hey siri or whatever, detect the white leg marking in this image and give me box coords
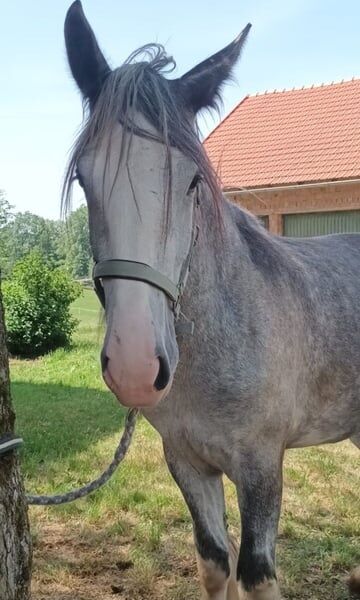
[196,553,230,600]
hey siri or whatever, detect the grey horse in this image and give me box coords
[63,2,360,598]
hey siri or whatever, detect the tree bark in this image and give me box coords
[0,285,32,599]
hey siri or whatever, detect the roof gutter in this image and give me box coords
[224,178,360,195]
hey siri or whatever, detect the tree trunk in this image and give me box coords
[0,285,32,599]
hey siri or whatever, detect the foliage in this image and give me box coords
[1,212,65,276]
[62,205,92,278]
[0,191,14,274]
[0,189,92,279]
[3,252,81,357]
[0,190,13,227]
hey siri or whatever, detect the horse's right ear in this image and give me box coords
[64,1,111,104]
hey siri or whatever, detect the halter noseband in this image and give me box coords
[93,260,179,305]
[92,203,199,335]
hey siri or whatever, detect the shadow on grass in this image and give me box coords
[11,381,126,470]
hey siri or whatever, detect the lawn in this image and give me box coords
[10,288,360,599]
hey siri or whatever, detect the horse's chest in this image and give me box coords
[145,404,236,474]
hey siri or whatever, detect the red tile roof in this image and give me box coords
[204,79,360,189]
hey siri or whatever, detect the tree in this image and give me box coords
[5,212,57,267]
[0,284,32,599]
[0,199,92,280]
[1,212,66,277]
[0,190,13,227]
[0,191,14,275]
[63,205,92,278]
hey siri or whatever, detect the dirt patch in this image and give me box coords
[31,521,197,600]
[32,522,135,600]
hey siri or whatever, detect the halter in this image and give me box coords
[92,197,199,335]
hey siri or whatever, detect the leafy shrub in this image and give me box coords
[2,251,81,357]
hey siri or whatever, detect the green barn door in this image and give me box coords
[284,210,360,237]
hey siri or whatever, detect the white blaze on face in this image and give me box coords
[78,115,198,408]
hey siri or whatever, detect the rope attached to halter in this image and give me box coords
[0,409,138,506]
[26,408,138,506]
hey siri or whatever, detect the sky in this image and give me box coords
[0,0,359,220]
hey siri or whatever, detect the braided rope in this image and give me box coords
[26,408,138,506]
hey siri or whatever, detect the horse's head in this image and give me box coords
[64,1,250,409]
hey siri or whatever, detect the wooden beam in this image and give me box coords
[268,213,283,235]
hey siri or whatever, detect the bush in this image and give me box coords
[2,251,81,357]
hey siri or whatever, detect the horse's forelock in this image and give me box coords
[61,44,223,225]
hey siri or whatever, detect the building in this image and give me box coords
[204,79,360,236]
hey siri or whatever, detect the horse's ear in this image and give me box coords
[180,24,251,114]
[64,1,111,103]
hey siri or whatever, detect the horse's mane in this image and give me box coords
[62,44,223,224]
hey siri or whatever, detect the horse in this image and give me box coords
[63,2,360,598]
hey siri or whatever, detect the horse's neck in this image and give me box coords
[183,195,254,325]
[183,193,300,340]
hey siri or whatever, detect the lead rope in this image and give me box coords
[24,408,138,506]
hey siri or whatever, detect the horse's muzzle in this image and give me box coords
[101,350,171,408]
[100,279,176,408]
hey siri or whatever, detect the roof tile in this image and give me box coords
[204,79,360,188]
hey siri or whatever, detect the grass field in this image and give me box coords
[10,288,360,599]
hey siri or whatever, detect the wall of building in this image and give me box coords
[227,180,360,235]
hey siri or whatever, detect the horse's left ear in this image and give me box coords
[180,23,251,114]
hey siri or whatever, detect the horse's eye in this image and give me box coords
[188,173,202,194]
[76,169,85,189]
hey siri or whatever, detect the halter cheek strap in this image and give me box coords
[92,198,199,335]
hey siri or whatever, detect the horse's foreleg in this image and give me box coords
[351,435,360,449]
[164,443,238,600]
[235,449,283,600]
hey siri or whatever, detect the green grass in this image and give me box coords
[10,288,360,599]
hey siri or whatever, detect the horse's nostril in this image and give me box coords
[154,355,170,391]
[101,350,109,373]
